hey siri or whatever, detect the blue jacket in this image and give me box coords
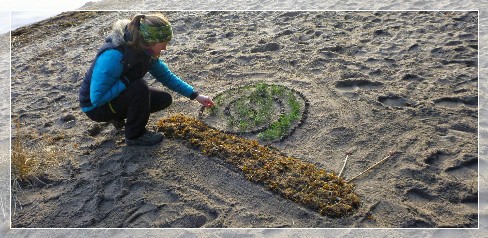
[80,38,194,112]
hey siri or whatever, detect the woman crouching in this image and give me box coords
[79,13,214,146]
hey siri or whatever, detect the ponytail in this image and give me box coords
[125,13,172,51]
[126,14,149,50]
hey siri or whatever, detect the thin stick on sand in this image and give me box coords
[346,151,396,183]
[338,152,351,177]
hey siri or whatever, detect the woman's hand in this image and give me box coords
[196,94,214,107]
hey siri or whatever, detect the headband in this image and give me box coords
[139,19,173,43]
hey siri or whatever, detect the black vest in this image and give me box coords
[79,37,152,108]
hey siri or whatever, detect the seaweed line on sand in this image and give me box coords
[157,114,360,217]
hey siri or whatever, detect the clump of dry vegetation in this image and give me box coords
[11,121,66,189]
[157,114,360,217]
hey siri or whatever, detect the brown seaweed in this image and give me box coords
[156,114,360,218]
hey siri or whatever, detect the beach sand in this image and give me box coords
[8,9,478,228]
[7,10,479,229]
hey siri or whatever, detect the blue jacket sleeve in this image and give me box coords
[149,59,194,98]
[90,50,127,107]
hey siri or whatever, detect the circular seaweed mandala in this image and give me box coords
[199,82,309,143]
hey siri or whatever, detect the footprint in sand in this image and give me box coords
[449,123,477,134]
[440,59,477,67]
[444,154,478,183]
[402,73,424,81]
[433,96,477,109]
[424,150,450,166]
[334,79,383,92]
[405,187,437,201]
[169,213,208,228]
[378,94,416,108]
[56,113,76,129]
[445,40,463,46]
[419,149,477,207]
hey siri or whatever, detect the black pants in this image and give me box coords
[85,79,172,139]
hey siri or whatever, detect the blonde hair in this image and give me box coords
[126,13,172,51]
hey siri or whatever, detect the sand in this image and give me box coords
[6,10,479,229]
[2,0,488,236]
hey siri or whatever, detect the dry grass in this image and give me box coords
[157,114,360,217]
[11,120,66,189]
[10,120,72,216]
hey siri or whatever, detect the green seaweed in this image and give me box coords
[204,82,306,142]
